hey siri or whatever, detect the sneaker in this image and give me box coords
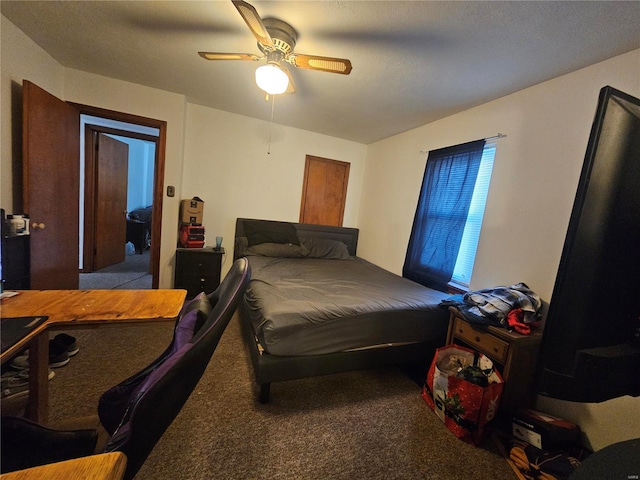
[10,340,70,370]
[1,368,55,382]
[1,369,55,400]
[53,333,79,356]
[52,333,79,357]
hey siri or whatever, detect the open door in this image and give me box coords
[93,133,129,270]
[23,81,80,289]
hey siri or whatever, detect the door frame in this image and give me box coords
[71,103,167,289]
[83,125,157,273]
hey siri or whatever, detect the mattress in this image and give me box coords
[244,256,450,356]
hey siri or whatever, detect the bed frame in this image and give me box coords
[234,218,442,403]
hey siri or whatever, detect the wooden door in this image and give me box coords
[299,155,350,226]
[93,133,129,271]
[22,80,80,289]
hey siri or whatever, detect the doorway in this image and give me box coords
[21,82,166,290]
[72,103,166,290]
[79,116,159,289]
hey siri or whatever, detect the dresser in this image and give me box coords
[174,247,224,298]
[446,307,543,411]
[1,235,30,290]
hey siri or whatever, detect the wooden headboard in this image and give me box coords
[234,218,359,259]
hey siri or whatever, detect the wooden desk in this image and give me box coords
[0,452,127,480]
[1,289,187,423]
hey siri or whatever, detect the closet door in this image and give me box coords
[299,155,349,226]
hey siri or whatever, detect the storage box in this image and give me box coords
[180,197,204,224]
[179,224,205,248]
[512,408,580,451]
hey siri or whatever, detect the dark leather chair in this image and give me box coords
[1,257,250,479]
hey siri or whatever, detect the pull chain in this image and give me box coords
[267,94,276,155]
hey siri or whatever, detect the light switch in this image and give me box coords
[167,186,175,197]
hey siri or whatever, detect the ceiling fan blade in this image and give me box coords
[231,0,273,48]
[287,53,352,75]
[198,52,261,61]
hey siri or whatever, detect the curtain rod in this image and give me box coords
[419,133,506,155]
[486,133,507,141]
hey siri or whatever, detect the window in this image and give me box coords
[403,140,495,292]
[450,144,496,288]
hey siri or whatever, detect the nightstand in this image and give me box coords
[174,247,224,298]
[446,307,543,411]
[1,234,31,290]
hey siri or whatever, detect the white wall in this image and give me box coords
[1,15,65,212]
[358,48,640,451]
[182,103,367,275]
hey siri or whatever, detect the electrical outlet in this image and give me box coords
[167,185,175,197]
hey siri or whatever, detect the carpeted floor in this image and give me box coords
[18,312,517,480]
[3,245,517,478]
[79,248,152,290]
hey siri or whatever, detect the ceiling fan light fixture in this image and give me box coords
[255,63,289,95]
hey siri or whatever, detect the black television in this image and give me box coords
[537,86,640,403]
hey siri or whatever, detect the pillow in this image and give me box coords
[245,242,309,258]
[243,220,300,246]
[234,237,249,257]
[300,237,352,260]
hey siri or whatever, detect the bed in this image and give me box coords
[234,218,450,402]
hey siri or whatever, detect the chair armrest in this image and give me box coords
[0,415,98,473]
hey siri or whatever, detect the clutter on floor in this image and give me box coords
[2,333,78,401]
[492,409,590,480]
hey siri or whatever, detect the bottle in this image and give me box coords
[9,215,26,235]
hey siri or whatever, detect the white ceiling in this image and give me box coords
[3,1,640,144]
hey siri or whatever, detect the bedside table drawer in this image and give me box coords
[452,317,509,364]
[174,248,224,298]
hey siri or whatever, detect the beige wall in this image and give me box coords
[358,48,640,451]
[182,103,366,275]
[1,15,65,212]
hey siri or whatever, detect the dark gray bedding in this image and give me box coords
[244,255,450,356]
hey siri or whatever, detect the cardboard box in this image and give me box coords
[512,408,580,451]
[180,197,204,224]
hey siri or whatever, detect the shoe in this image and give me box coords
[47,343,70,368]
[1,369,55,400]
[11,343,70,370]
[1,368,55,382]
[52,333,79,357]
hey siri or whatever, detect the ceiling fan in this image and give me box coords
[198,0,353,95]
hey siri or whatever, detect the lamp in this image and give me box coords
[255,63,289,95]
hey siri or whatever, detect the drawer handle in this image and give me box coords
[475,336,480,342]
